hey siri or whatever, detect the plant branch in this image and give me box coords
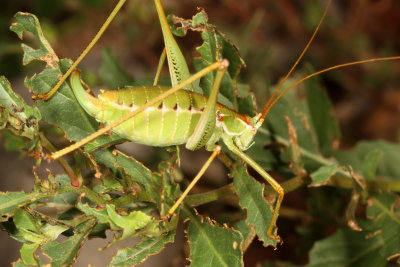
[185,172,400,208]
[39,132,80,186]
[58,185,107,206]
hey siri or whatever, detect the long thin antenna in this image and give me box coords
[33,0,127,100]
[263,56,400,117]
[258,0,332,123]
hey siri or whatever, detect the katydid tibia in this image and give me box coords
[37,0,400,243]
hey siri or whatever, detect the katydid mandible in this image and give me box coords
[40,0,400,242]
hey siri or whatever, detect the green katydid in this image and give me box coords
[36,0,400,242]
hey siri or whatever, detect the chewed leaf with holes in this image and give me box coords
[170,9,252,114]
[0,76,41,140]
[0,192,45,222]
[10,12,122,151]
[232,164,278,247]
[184,207,243,267]
[111,232,175,266]
[42,218,96,267]
[366,194,400,262]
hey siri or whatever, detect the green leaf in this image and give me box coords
[304,67,340,156]
[14,209,41,234]
[173,10,250,113]
[1,130,27,151]
[308,227,386,267]
[192,12,241,110]
[367,194,400,261]
[94,176,123,193]
[114,150,154,192]
[13,209,46,243]
[77,202,117,228]
[232,165,278,247]
[0,192,44,221]
[247,78,339,171]
[12,260,34,267]
[275,91,320,156]
[0,76,41,140]
[284,116,305,175]
[362,150,383,180]
[106,204,152,240]
[110,232,175,266]
[185,207,243,267]
[13,208,68,246]
[42,218,96,267]
[233,219,255,252]
[20,243,40,266]
[99,47,135,89]
[310,165,342,187]
[246,129,276,170]
[335,140,400,180]
[41,223,69,241]
[10,12,58,67]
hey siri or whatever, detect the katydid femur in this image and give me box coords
[38,0,400,241]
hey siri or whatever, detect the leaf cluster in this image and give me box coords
[0,6,399,267]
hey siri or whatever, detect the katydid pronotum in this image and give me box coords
[34,0,400,241]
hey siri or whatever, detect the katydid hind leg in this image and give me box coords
[167,146,221,217]
[153,0,194,91]
[186,60,229,150]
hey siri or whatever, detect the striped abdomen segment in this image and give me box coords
[94,86,208,146]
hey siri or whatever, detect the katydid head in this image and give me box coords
[217,113,262,151]
[233,113,262,151]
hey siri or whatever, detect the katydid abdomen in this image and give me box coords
[71,72,252,148]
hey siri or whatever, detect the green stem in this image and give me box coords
[258,127,400,191]
[58,185,107,206]
[185,183,235,207]
[185,173,400,208]
[110,195,136,207]
[330,174,400,192]
[110,191,155,207]
[39,132,80,186]
[258,127,336,166]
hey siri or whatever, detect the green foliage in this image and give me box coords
[0,2,399,267]
[110,232,175,266]
[0,76,41,140]
[308,227,387,266]
[185,207,243,267]
[232,165,277,247]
